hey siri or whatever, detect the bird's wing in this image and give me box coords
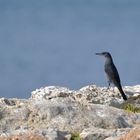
[105,63,121,84]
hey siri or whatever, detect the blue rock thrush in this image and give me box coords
[96,52,127,101]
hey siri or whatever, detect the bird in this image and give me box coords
[96,52,127,100]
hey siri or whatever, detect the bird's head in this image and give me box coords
[95,52,112,58]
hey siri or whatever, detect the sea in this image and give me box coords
[0,0,140,98]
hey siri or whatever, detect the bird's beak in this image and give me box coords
[95,53,103,56]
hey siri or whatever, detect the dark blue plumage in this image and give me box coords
[96,52,127,100]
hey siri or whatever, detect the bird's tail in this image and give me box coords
[117,84,127,101]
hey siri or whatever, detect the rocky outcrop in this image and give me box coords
[0,85,140,140]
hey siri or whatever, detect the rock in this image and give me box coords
[104,137,120,140]
[31,86,73,100]
[0,133,49,140]
[0,85,140,140]
[118,128,140,140]
[80,127,132,140]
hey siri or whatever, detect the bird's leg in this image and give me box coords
[107,81,111,90]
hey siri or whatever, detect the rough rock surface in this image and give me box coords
[0,85,140,140]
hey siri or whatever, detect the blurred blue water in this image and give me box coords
[0,0,140,98]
